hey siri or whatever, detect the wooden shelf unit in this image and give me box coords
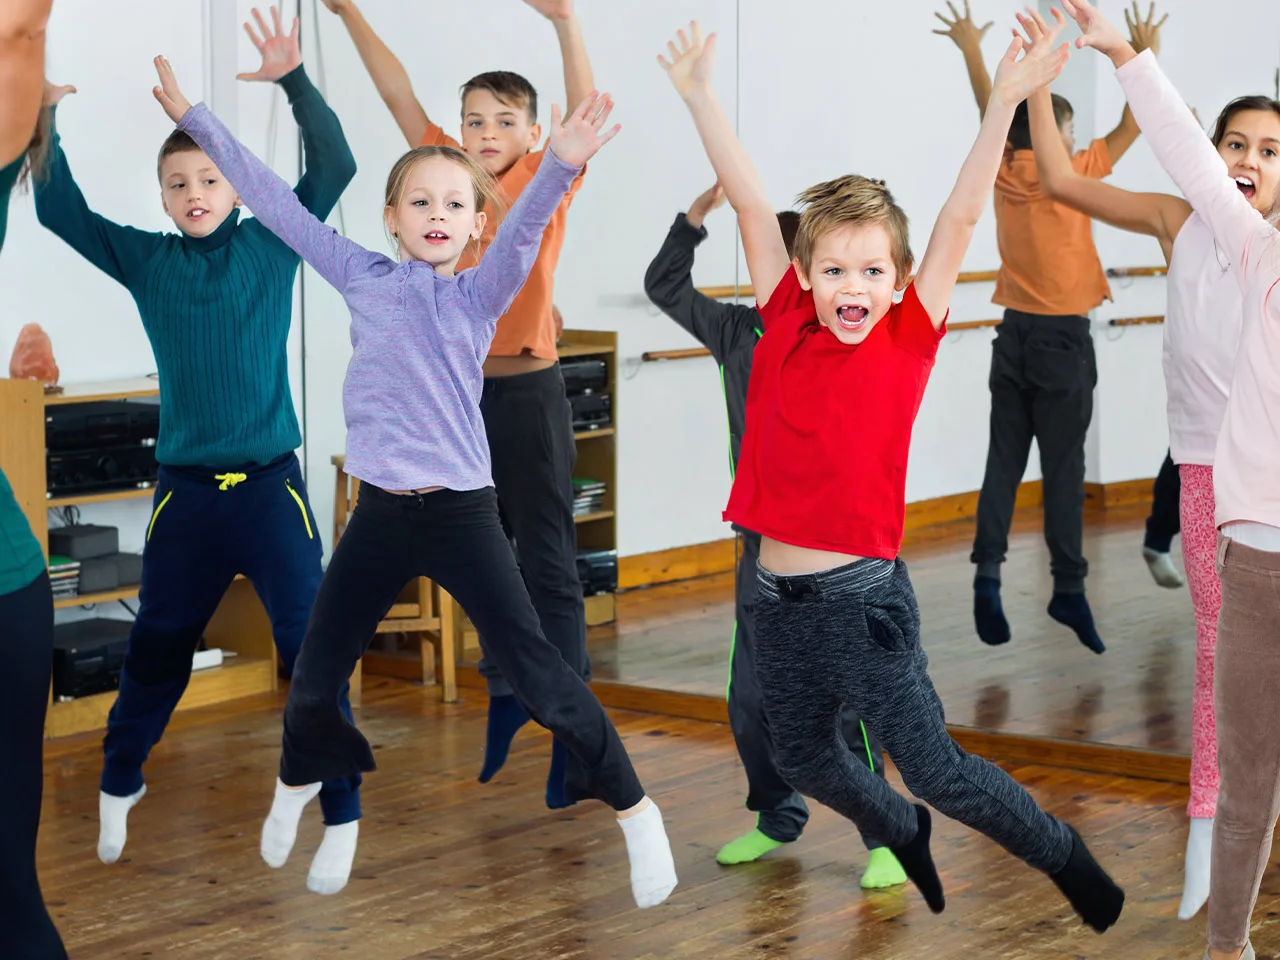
[0,377,287,738]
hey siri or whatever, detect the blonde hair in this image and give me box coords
[383,145,506,255]
[793,175,913,282]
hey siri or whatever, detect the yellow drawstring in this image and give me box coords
[215,472,248,491]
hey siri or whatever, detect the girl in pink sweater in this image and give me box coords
[1018,6,1280,922]
[1064,2,1280,957]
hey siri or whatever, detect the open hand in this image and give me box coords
[1013,7,1068,60]
[237,6,302,83]
[933,1,994,51]
[43,81,77,108]
[521,0,575,22]
[1125,1,1167,57]
[657,23,716,103]
[687,183,726,228]
[1061,0,1133,61]
[549,92,620,168]
[991,31,1069,109]
[152,56,192,124]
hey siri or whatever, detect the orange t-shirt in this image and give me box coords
[992,138,1113,316]
[422,123,584,360]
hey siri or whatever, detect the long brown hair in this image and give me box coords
[17,107,52,190]
[383,145,505,259]
[1209,95,1280,147]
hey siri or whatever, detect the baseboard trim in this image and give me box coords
[620,475,1152,590]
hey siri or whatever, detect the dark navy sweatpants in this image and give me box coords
[102,453,361,825]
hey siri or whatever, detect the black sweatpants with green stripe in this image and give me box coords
[732,533,887,848]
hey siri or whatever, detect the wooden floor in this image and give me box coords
[38,679,1278,959]
[584,504,1197,755]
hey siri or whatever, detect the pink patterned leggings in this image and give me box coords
[1180,464,1221,819]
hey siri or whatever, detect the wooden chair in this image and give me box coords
[332,456,458,702]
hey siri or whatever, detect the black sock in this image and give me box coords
[889,804,945,914]
[544,738,571,809]
[973,575,1011,646]
[1047,592,1105,654]
[478,694,530,783]
[1050,825,1125,933]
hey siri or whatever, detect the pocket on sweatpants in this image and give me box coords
[863,596,914,655]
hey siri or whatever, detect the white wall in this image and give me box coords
[8,1,1280,564]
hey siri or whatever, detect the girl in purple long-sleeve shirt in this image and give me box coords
[152,57,677,909]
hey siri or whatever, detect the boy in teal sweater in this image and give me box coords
[34,8,363,895]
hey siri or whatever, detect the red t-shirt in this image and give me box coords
[723,267,945,558]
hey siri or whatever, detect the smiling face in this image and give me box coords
[459,87,541,178]
[1215,108,1280,216]
[383,154,487,272]
[796,222,901,346]
[159,148,239,238]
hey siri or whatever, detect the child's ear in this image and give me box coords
[528,122,542,150]
[897,262,914,292]
[383,206,398,240]
[233,193,243,209]
[792,257,813,292]
[472,210,488,239]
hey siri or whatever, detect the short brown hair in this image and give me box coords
[383,145,506,255]
[793,176,913,282]
[776,211,800,259]
[156,130,204,182]
[460,71,538,123]
[1008,93,1073,152]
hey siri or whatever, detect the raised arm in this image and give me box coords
[1021,12,1187,263]
[523,1,594,115]
[155,59,372,292]
[659,24,790,309]
[33,98,165,287]
[643,188,758,362]
[1064,0,1277,282]
[319,0,430,148]
[236,7,356,219]
[463,94,617,318]
[1103,2,1167,165]
[933,1,995,119]
[0,0,50,165]
[915,28,1070,326]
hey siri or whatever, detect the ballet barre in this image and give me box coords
[1107,315,1165,327]
[641,347,713,362]
[695,269,1002,301]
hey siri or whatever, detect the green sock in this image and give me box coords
[860,846,908,889]
[716,828,786,865]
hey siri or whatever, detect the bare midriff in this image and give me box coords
[760,536,866,576]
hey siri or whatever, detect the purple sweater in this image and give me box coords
[179,102,580,492]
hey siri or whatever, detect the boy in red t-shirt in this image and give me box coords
[322,0,593,805]
[659,19,1123,930]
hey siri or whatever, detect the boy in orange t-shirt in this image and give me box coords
[323,0,594,806]
[935,1,1160,654]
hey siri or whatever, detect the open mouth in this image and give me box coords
[424,230,450,245]
[187,208,209,221]
[836,304,869,330]
[1235,175,1257,201]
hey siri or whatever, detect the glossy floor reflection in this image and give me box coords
[587,503,1195,754]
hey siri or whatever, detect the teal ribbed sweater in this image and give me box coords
[34,66,355,466]
[1,154,47,596]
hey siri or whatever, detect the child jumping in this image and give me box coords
[33,7,364,892]
[659,18,1123,929]
[643,187,905,887]
[320,0,597,804]
[935,0,1160,654]
[151,54,678,908]
[1017,3,1280,919]
[1062,3,1280,957]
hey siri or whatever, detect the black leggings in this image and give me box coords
[0,572,67,958]
[280,485,645,811]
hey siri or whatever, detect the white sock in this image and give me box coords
[261,779,322,869]
[98,785,147,864]
[1143,547,1185,589]
[307,821,359,895]
[617,798,678,908]
[1179,816,1212,920]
